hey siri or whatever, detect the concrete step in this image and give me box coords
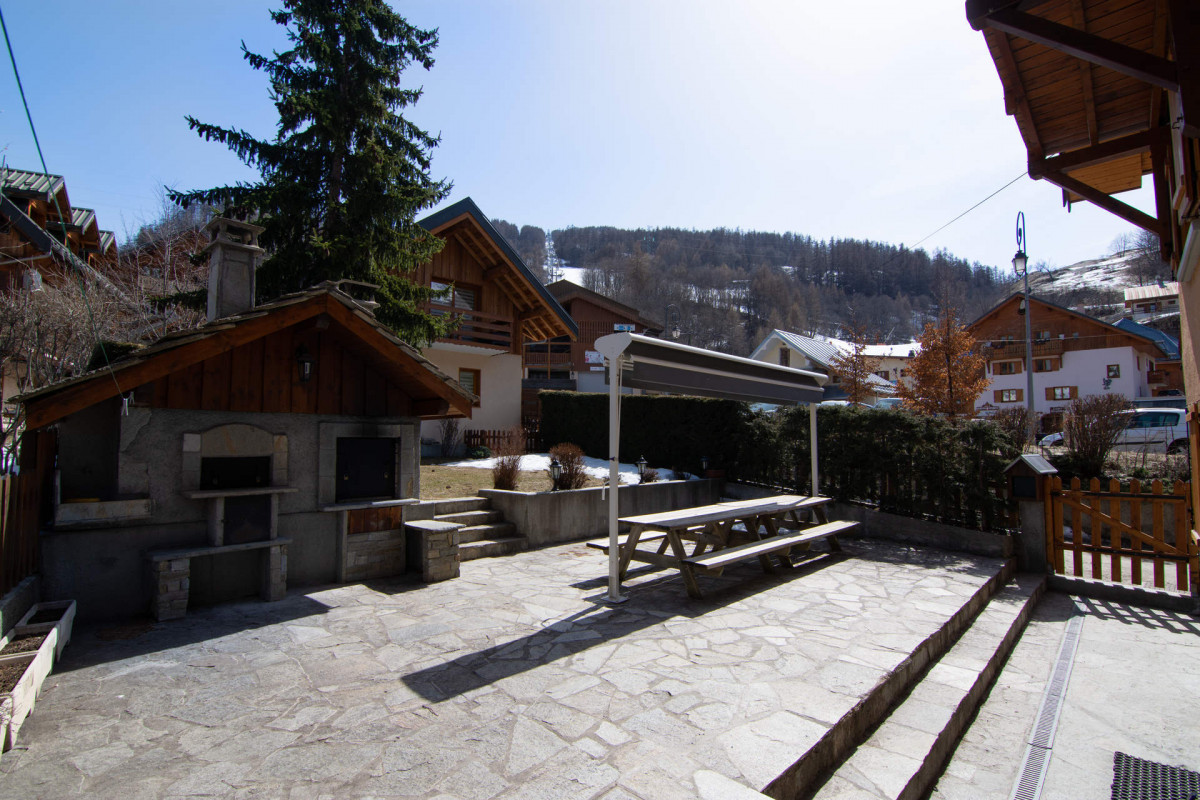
[809,573,1046,800]
[456,522,518,544]
[459,536,528,561]
[436,509,505,527]
[432,497,491,515]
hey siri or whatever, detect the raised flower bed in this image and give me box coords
[0,600,76,751]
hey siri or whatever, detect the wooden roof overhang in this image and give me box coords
[421,199,577,344]
[967,0,1199,268]
[19,284,476,430]
[547,280,663,332]
[967,293,1168,357]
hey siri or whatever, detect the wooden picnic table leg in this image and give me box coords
[618,525,645,579]
[742,513,778,574]
[664,527,704,599]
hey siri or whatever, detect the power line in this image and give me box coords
[907,172,1027,252]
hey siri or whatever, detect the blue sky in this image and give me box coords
[0,1,1154,272]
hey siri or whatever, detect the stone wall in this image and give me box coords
[343,530,407,582]
[405,520,460,582]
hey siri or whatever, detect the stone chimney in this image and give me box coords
[205,217,265,322]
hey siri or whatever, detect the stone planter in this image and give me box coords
[0,637,52,750]
[15,600,76,660]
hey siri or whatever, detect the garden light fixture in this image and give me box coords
[549,457,562,491]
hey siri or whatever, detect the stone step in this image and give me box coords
[459,536,528,561]
[764,560,1018,800]
[456,522,518,544]
[432,497,491,515]
[436,509,505,527]
[809,573,1046,800]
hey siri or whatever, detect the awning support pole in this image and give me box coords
[607,355,627,603]
[810,402,819,496]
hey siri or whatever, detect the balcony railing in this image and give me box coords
[1147,370,1166,384]
[523,349,573,367]
[424,303,513,350]
[985,339,1064,359]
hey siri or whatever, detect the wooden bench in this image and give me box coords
[684,520,857,573]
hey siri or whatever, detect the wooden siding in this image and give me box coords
[137,324,416,418]
[970,299,1163,362]
[524,295,652,374]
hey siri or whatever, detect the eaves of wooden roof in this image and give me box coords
[19,283,476,430]
[967,292,1167,356]
[545,280,662,332]
[420,198,578,343]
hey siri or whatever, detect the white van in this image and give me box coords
[1115,408,1189,454]
[1039,407,1189,454]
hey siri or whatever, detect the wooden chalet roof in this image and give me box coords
[546,279,662,331]
[19,282,476,430]
[420,199,577,343]
[1,166,118,259]
[967,292,1167,357]
[966,0,1197,263]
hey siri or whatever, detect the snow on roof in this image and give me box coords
[766,330,905,394]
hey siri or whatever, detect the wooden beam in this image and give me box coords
[983,7,1179,92]
[966,0,1042,30]
[23,297,325,429]
[1150,128,1176,260]
[995,32,1045,159]
[1150,0,1169,128]
[1167,0,1200,138]
[1041,166,1168,237]
[1032,130,1156,175]
[412,398,453,417]
[1067,0,1098,145]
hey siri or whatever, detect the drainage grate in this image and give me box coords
[1111,752,1200,800]
[1008,614,1084,800]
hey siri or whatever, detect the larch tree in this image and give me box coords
[169,0,452,344]
[897,308,989,418]
[829,325,881,405]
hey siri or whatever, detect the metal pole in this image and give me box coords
[606,354,626,603]
[1023,269,1036,447]
[809,402,819,496]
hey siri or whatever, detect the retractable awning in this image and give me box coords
[593,333,829,602]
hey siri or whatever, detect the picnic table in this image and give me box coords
[588,494,856,599]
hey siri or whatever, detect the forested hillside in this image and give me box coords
[546,225,1011,354]
[490,219,547,277]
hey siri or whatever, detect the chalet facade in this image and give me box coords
[416,200,575,443]
[1123,281,1180,320]
[521,280,660,416]
[0,167,117,289]
[968,295,1168,432]
[749,330,897,405]
[17,221,475,622]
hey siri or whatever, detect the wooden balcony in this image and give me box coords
[1147,370,1166,385]
[985,339,1064,359]
[523,349,573,368]
[424,303,513,350]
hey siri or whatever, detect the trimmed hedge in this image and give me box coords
[539,391,1017,532]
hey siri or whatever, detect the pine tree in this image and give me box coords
[897,308,989,418]
[829,325,881,405]
[169,0,452,343]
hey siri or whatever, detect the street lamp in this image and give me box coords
[549,458,562,491]
[1013,212,1036,447]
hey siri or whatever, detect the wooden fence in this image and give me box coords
[463,422,541,455]
[1047,476,1199,593]
[0,431,54,597]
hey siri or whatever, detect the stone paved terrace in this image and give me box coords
[0,540,1005,799]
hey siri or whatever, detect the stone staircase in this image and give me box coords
[431,497,527,561]
[760,569,1047,800]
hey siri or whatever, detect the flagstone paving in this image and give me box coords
[0,539,1003,799]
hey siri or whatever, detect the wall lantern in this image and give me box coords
[637,455,648,482]
[549,457,562,491]
[296,345,315,383]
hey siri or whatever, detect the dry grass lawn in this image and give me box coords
[419,461,606,500]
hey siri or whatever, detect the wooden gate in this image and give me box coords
[1046,476,1199,593]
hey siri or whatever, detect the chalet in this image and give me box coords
[968,295,1169,433]
[522,280,660,416]
[1123,281,1180,320]
[416,199,575,445]
[0,167,117,289]
[16,219,475,622]
[749,330,897,405]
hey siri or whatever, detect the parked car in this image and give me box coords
[874,398,904,410]
[1039,408,1189,454]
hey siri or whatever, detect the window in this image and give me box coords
[875,371,889,380]
[1034,358,1057,372]
[899,368,908,378]
[458,368,481,406]
[996,389,1022,403]
[431,280,478,311]
[779,347,790,367]
[996,361,1018,375]
[1047,386,1076,401]
[1107,364,1120,379]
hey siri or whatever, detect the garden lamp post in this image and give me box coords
[1013,212,1036,447]
[549,457,562,491]
[700,455,709,474]
[637,455,648,483]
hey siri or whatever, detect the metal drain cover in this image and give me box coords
[1112,752,1200,800]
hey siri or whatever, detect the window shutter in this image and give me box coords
[1016,388,1023,402]
[1070,386,1078,399]
[1045,387,1054,401]
[994,390,1003,403]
